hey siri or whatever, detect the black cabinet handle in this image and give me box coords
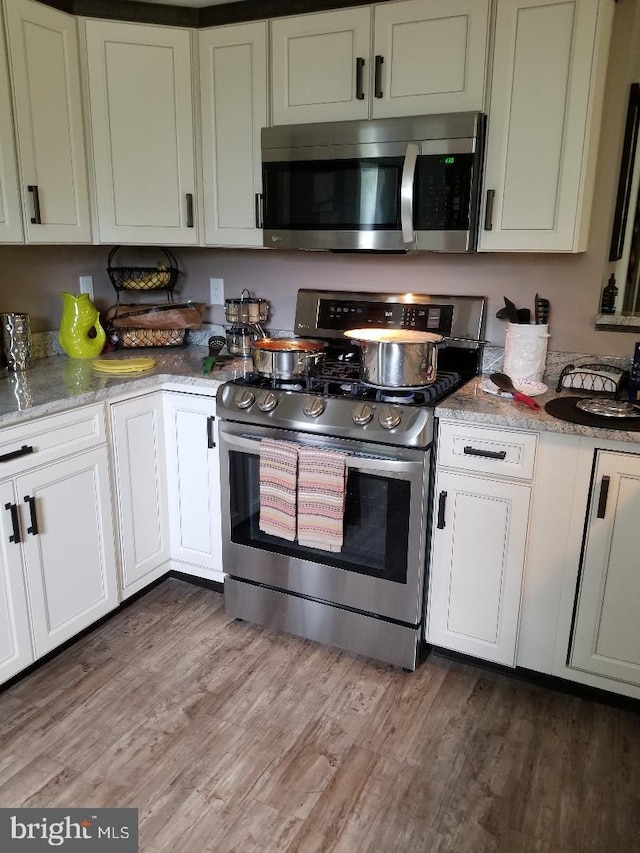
[356,57,365,100]
[5,502,20,544]
[596,475,610,519]
[436,491,447,529]
[374,55,384,98]
[23,495,38,536]
[484,189,495,231]
[28,185,42,224]
[206,416,216,449]
[463,445,507,460]
[0,444,34,464]
[255,193,263,229]
[186,193,194,228]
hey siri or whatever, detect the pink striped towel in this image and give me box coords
[297,447,347,552]
[259,438,299,541]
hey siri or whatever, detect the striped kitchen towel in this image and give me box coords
[259,438,299,541]
[297,446,347,552]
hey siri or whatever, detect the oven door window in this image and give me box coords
[263,157,403,231]
[228,450,410,583]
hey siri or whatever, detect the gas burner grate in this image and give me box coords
[231,369,461,406]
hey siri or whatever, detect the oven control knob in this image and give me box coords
[378,405,402,430]
[235,389,255,410]
[303,398,325,418]
[257,391,278,413]
[352,403,374,426]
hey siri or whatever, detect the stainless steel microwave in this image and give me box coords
[261,112,486,253]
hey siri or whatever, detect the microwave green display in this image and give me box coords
[443,156,455,164]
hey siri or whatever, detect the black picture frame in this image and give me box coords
[609,83,640,262]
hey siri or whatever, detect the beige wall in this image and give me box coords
[0,0,638,359]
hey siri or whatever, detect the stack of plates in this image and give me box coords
[91,357,156,375]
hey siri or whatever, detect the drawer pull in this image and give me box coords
[23,495,39,536]
[0,444,34,464]
[596,475,610,519]
[463,445,507,460]
[436,491,447,529]
[206,415,216,449]
[5,502,20,544]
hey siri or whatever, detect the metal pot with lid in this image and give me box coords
[252,337,327,380]
[345,328,444,388]
[225,288,269,326]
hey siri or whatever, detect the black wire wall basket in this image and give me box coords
[107,246,179,301]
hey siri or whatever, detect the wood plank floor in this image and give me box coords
[1,578,639,852]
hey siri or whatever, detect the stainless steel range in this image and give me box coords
[218,290,485,669]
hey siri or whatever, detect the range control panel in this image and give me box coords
[317,299,454,335]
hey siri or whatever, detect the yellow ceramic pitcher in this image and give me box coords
[59,292,106,359]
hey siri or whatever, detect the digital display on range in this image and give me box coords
[317,299,454,335]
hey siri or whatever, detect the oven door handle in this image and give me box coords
[220,431,422,475]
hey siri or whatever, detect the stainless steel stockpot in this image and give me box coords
[345,328,443,388]
[251,338,327,380]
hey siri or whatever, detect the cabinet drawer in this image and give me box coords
[0,404,106,477]
[437,421,537,480]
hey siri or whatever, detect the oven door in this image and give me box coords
[219,421,430,625]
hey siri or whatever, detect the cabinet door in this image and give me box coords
[0,480,33,684]
[200,22,267,247]
[85,20,197,245]
[479,0,613,251]
[4,0,91,243]
[17,448,118,658]
[0,13,22,243]
[571,451,640,686]
[271,8,371,125]
[111,394,169,598]
[372,0,489,118]
[427,470,531,665]
[164,394,223,580]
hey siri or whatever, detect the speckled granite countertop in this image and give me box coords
[436,376,640,444]
[0,347,252,429]
[4,353,640,446]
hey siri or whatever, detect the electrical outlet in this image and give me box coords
[78,276,94,300]
[209,278,225,305]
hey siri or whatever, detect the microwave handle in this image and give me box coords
[400,143,418,243]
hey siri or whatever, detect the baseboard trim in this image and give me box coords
[431,646,640,714]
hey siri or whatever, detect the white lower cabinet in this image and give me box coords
[110,394,170,598]
[0,409,119,687]
[164,393,223,582]
[570,450,640,686]
[428,421,535,666]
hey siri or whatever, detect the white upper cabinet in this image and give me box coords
[84,20,197,245]
[271,7,371,125]
[0,12,22,243]
[479,0,614,252]
[199,21,267,247]
[371,0,490,118]
[4,0,91,243]
[270,0,490,126]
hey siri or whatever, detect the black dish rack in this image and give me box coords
[107,246,179,303]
